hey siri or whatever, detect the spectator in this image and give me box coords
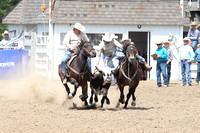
[154,42,168,87]
[163,41,173,85]
[0,30,24,47]
[179,37,195,86]
[194,44,200,85]
[187,22,199,52]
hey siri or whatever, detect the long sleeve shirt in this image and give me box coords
[164,46,173,62]
[194,49,200,62]
[96,39,123,64]
[0,33,23,46]
[179,44,195,61]
[187,28,199,41]
[155,47,168,62]
[63,31,89,51]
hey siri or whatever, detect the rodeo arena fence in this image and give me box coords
[0,32,50,79]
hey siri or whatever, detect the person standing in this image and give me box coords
[0,30,24,47]
[179,37,195,86]
[154,42,168,87]
[61,23,89,83]
[194,44,200,85]
[163,41,173,85]
[187,22,199,52]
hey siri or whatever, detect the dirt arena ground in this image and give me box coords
[0,76,200,133]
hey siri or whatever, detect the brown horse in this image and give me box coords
[115,44,142,108]
[58,42,96,106]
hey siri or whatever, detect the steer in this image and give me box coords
[89,67,112,108]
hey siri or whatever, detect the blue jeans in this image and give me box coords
[196,63,200,83]
[107,51,125,68]
[156,62,168,87]
[136,54,145,63]
[180,61,192,85]
[61,51,73,76]
[61,50,92,76]
[166,62,171,84]
[192,40,198,52]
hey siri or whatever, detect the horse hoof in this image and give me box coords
[68,93,73,99]
[115,102,120,108]
[131,101,136,106]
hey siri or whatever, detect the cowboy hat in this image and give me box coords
[102,32,116,42]
[191,22,197,26]
[183,37,190,42]
[2,30,9,36]
[155,41,163,45]
[164,41,171,46]
[197,44,200,48]
[122,35,131,42]
[72,23,86,32]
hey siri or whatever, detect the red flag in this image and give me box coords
[41,4,46,12]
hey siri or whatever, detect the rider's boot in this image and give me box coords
[111,66,119,77]
[144,62,152,71]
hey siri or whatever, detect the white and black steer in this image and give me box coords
[89,69,111,108]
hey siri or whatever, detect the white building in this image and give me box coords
[2,0,196,80]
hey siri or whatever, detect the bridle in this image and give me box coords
[120,45,139,83]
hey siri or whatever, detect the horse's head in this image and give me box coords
[124,44,136,63]
[81,42,96,58]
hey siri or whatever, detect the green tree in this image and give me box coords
[0,0,21,41]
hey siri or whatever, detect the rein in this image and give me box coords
[120,58,139,82]
[67,50,89,79]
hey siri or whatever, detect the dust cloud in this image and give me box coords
[0,74,67,105]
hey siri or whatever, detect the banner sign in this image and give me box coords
[0,49,28,79]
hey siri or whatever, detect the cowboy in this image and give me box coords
[163,41,173,85]
[0,30,24,47]
[187,22,199,51]
[96,32,124,73]
[194,44,200,85]
[61,23,89,82]
[121,36,152,71]
[179,37,195,86]
[154,42,168,87]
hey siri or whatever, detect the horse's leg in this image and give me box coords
[70,79,79,97]
[131,88,136,107]
[79,82,88,106]
[64,83,72,98]
[124,88,132,109]
[118,85,125,104]
[89,89,94,104]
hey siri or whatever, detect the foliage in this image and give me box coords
[0,0,21,40]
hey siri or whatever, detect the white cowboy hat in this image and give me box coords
[197,44,200,48]
[72,23,86,32]
[164,41,171,46]
[122,35,131,42]
[102,32,117,42]
[183,37,190,42]
[155,41,163,45]
[2,30,9,36]
[191,22,198,26]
